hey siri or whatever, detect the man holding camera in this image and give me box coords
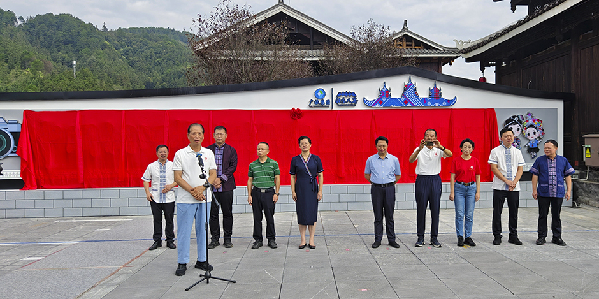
[173,123,217,276]
[409,129,452,247]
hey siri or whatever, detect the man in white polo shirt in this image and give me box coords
[142,144,178,251]
[488,127,525,245]
[173,123,217,276]
[409,129,452,248]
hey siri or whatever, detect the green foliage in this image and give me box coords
[0,10,193,92]
[0,8,17,27]
[108,27,192,89]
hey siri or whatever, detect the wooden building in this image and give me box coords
[249,0,352,60]
[391,20,459,73]
[460,0,599,164]
[249,1,458,72]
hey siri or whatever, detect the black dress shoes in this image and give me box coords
[308,244,315,249]
[536,238,546,245]
[493,236,502,245]
[166,241,176,249]
[508,237,523,245]
[299,244,307,249]
[195,261,213,271]
[372,241,381,248]
[149,241,161,250]
[175,263,187,276]
[389,241,400,248]
[552,238,566,246]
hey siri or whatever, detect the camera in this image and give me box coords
[426,141,434,147]
[0,117,21,159]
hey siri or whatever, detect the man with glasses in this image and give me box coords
[207,126,238,249]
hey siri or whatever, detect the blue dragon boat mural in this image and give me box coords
[363,77,457,107]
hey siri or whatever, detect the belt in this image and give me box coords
[456,181,475,187]
[372,182,394,188]
[253,187,274,193]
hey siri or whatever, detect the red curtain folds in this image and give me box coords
[18,109,499,190]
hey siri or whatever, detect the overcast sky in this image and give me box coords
[1,0,527,82]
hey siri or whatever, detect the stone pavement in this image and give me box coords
[1,206,599,299]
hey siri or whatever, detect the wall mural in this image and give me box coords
[0,117,21,160]
[363,78,457,107]
[502,114,524,149]
[523,112,545,158]
[501,112,544,159]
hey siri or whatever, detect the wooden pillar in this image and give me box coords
[310,27,313,50]
[570,26,582,163]
[494,61,502,85]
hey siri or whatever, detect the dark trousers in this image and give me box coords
[492,189,519,238]
[149,201,175,242]
[209,190,234,241]
[415,175,442,238]
[371,184,396,242]
[251,187,276,242]
[538,196,563,239]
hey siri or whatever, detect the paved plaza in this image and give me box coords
[1,206,599,299]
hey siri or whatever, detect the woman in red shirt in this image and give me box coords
[449,138,481,247]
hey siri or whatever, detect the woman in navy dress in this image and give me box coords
[290,136,323,249]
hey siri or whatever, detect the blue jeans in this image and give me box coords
[453,183,476,238]
[177,202,211,264]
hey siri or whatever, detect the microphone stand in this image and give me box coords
[185,155,236,291]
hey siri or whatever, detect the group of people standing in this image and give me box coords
[141,124,574,276]
[365,128,573,249]
[142,124,324,276]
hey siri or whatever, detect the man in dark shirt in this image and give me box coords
[207,126,238,249]
[531,140,574,246]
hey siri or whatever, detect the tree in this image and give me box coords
[0,9,17,28]
[319,19,415,75]
[186,0,313,86]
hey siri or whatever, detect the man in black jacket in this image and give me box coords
[207,126,238,249]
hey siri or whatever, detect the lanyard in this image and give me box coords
[300,154,318,192]
[300,154,313,179]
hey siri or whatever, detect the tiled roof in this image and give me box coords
[401,48,459,57]
[249,2,353,45]
[390,20,458,57]
[459,0,575,54]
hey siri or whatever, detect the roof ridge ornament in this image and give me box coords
[403,20,408,29]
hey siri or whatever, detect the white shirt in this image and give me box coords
[141,160,176,203]
[173,146,217,204]
[413,147,447,175]
[488,144,525,191]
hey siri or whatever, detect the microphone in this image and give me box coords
[197,152,206,179]
[196,152,204,167]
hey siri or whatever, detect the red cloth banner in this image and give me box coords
[18,109,499,190]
